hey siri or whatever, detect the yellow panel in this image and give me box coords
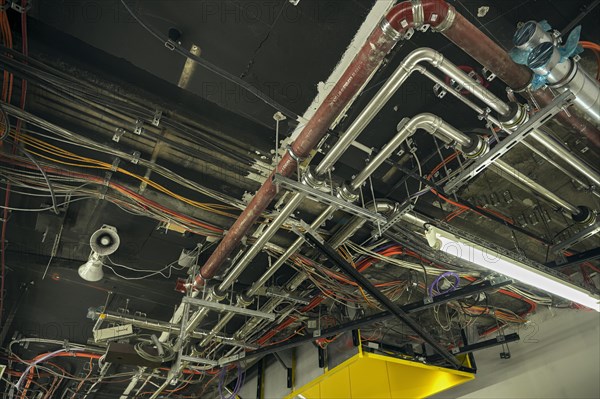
[386,359,472,398]
[348,357,392,399]
[320,365,351,399]
[301,384,321,399]
[287,343,474,399]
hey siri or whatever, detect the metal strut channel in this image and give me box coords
[218,277,512,366]
[300,227,463,369]
[550,221,600,259]
[444,91,576,194]
[272,174,387,224]
[182,297,276,321]
[426,333,520,363]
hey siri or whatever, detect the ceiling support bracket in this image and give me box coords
[219,277,512,366]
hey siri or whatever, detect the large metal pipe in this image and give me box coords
[491,161,580,214]
[527,131,600,188]
[534,89,600,147]
[415,64,600,189]
[317,46,600,189]
[528,42,600,123]
[350,113,472,191]
[316,47,507,176]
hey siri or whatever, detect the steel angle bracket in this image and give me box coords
[272,174,386,224]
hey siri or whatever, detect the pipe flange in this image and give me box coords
[432,5,456,32]
[337,184,360,202]
[411,0,424,28]
[211,286,227,301]
[302,166,326,190]
[380,18,402,41]
[462,135,489,159]
[499,102,529,130]
[236,293,254,307]
[571,206,597,225]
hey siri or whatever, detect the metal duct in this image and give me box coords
[528,42,600,122]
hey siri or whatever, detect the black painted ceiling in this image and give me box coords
[1,0,600,397]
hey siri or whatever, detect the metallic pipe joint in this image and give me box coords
[499,102,529,130]
[432,5,456,32]
[380,18,403,41]
[302,166,328,191]
[411,0,425,28]
[210,286,228,301]
[461,135,489,159]
[337,183,360,202]
[571,206,597,225]
[236,293,254,307]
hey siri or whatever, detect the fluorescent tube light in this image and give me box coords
[425,226,600,312]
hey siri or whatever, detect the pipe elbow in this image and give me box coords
[409,113,472,148]
[411,112,442,133]
[403,47,443,70]
[385,0,453,34]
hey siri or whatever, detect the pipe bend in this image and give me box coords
[386,0,452,33]
[409,112,443,133]
[402,47,444,70]
[409,113,473,148]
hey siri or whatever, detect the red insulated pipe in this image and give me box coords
[194,14,402,287]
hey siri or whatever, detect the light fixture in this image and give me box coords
[425,226,600,312]
[78,225,120,282]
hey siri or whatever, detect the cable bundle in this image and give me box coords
[218,363,245,399]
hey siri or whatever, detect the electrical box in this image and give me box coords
[93,324,134,342]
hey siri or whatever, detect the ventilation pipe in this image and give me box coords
[528,42,600,122]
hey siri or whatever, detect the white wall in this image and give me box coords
[434,308,600,399]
